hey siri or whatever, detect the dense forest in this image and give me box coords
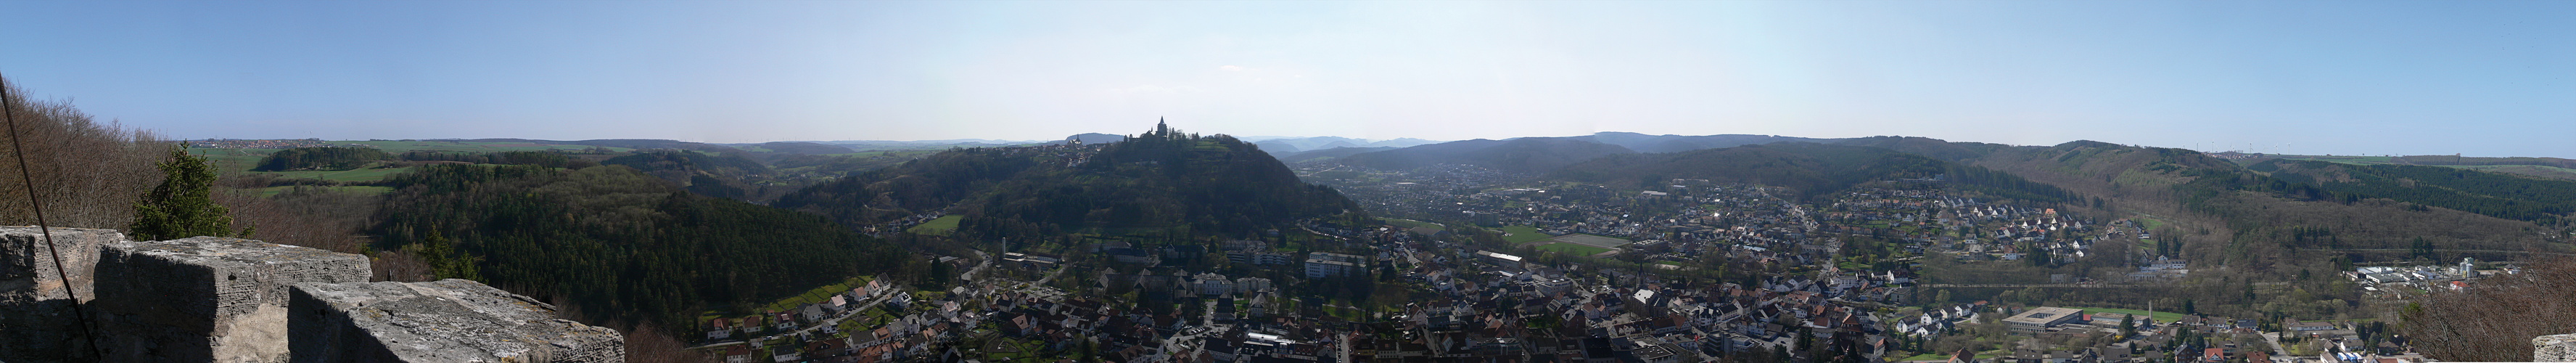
[601,150,781,200]
[2252,159,2576,224]
[396,150,598,169]
[1943,163,2078,204]
[2388,154,2576,168]
[772,147,1044,227]
[250,146,389,171]
[973,124,1362,238]
[1336,136,1640,174]
[775,123,1363,240]
[370,163,913,333]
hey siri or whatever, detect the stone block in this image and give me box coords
[0,227,122,362]
[289,279,623,362]
[2540,333,2576,362]
[91,237,371,362]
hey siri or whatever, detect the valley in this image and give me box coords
[12,118,2572,363]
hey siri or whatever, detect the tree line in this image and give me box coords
[251,147,389,171]
[371,163,916,334]
[395,150,595,169]
[778,123,1362,241]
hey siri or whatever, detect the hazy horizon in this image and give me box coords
[4,1,2570,158]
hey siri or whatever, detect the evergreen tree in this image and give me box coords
[2120,314,2136,338]
[131,147,247,241]
[411,229,482,281]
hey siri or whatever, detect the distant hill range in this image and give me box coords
[1063,133,1127,145]
[2251,154,2576,181]
[1297,131,2570,274]
[1337,136,1640,174]
[458,138,745,153]
[1321,133,1969,175]
[1238,136,1441,154]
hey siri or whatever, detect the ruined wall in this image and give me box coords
[90,237,372,362]
[0,228,623,362]
[0,227,121,362]
[290,279,624,362]
[2540,334,2576,362]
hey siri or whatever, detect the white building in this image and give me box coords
[1193,272,1235,295]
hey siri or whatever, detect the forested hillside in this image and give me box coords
[771,148,1045,229]
[1578,131,1820,154]
[1338,136,1637,174]
[395,150,596,168]
[0,81,168,229]
[604,150,776,200]
[371,164,913,333]
[250,147,389,171]
[964,125,1362,239]
[1966,141,2564,272]
[1547,143,1938,200]
[775,123,1363,240]
[2252,159,2576,224]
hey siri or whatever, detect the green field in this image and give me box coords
[2133,215,2166,231]
[1500,226,1550,244]
[251,185,394,197]
[192,141,618,184]
[189,147,277,173]
[1378,218,1444,233]
[907,215,964,236]
[1544,234,1632,248]
[1535,242,1611,256]
[342,140,630,153]
[256,165,415,182]
[191,141,630,176]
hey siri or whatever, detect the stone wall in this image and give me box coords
[2540,334,2576,362]
[0,227,122,362]
[90,237,372,362]
[0,228,625,362]
[289,279,624,362]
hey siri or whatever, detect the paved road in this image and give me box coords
[960,249,992,282]
[2259,332,2292,363]
[1031,264,1069,287]
[691,293,891,351]
[1301,226,1351,241]
[1338,331,1354,363]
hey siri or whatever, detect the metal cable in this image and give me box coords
[1,75,107,359]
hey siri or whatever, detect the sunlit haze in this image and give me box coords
[1,1,2568,157]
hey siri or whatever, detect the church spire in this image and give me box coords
[1156,117,1169,136]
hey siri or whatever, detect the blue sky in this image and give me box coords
[1,1,2568,157]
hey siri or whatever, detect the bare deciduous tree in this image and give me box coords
[0,77,170,230]
[2400,257,2576,361]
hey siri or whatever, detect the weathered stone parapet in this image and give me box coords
[91,237,371,362]
[289,279,624,362]
[0,227,121,301]
[2540,334,2576,362]
[0,227,123,362]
